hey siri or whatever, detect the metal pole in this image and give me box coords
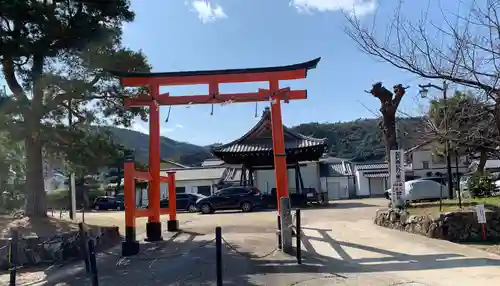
[78,222,90,274]
[296,209,302,265]
[68,98,76,220]
[455,149,462,208]
[88,239,99,286]
[9,229,18,286]
[442,81,454,199]
[215,226,222,286]
[277,215,282,250]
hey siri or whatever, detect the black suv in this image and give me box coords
[159,193,205,212]
[195,186,262,214]
[93,196,124,211]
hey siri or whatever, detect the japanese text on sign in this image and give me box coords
[476,204,487,224]
[390,150,405,205]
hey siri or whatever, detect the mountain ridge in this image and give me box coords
[103,117,424,166]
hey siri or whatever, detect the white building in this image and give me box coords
[160,166,228,198]
[405,143,469,177]
[320,160,355,199]
[353,162,391,197]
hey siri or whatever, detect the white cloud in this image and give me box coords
[291,0,377,17]
[191,0,227,23]
[161,127,174,134]
[129,120,183,136]
[130,121,149,134]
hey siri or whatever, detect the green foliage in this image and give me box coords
[467,173,495,198]
[0,134,26,212]
[0,0,150,215]
[428,91,497,153]
[101,117,424,166]
[291,117,423,161]
[104,127,213,166]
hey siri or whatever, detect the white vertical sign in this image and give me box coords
[476,204,487,223]
[390,150,405,207]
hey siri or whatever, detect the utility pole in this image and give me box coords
[455,148,462,208]
[419,81,454,199]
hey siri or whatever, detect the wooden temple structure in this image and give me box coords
[213,107,328,194]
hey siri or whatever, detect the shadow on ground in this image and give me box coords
[322,202,381,209]
[43,229,278,286]
[39,221,500,285]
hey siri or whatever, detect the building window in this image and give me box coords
[422,161,429,169]
[175,186,185,194]
[197,186,211,196]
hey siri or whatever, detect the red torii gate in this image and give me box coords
[112,58,320,256]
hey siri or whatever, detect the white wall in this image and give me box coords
[160,179,218,198]
[412,149,468,177]
[320,176,349,199]
[255,162,320,194]
[355,170,370,197]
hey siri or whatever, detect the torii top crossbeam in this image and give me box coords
[111,57,320,107]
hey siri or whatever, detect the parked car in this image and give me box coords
[418,176,447,186]
[384,179,448,205]
[304,188,327,204]
[93,196,124,211]
[159,193,205,212]
[195,186,262,214]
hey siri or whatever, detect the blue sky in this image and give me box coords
[123,0,438,145]
[1,0,469,146]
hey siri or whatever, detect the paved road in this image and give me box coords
[19,199,500,285]
[298,199,500,286]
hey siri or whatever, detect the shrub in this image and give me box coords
[467,173,495,197]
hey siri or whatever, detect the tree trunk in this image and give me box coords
[495,99,500,136]
[24,116,47,217]
[477,150,488,175]
[382,113,398,161]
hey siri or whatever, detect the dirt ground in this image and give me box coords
[0,215,81,239]
[54,208,280,236]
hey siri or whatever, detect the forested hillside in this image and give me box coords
[103,117,424,166]
[291,117,424,161]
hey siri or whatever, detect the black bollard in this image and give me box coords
[78,223,91,274]
[215,226,222,286]
[277,215,282,250]
[9,229,18,286]
[88,239,99,286]
[296,209,302,265]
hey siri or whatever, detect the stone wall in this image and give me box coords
[0,226,120,270]
[374,208,500,242]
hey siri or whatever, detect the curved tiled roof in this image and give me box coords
[212,107,327,154]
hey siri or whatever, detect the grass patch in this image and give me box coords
[408,196,500,217]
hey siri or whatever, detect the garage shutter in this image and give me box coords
[369,178,386,196]
[327,181,341,200]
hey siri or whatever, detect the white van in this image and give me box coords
[385,179,448,204]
